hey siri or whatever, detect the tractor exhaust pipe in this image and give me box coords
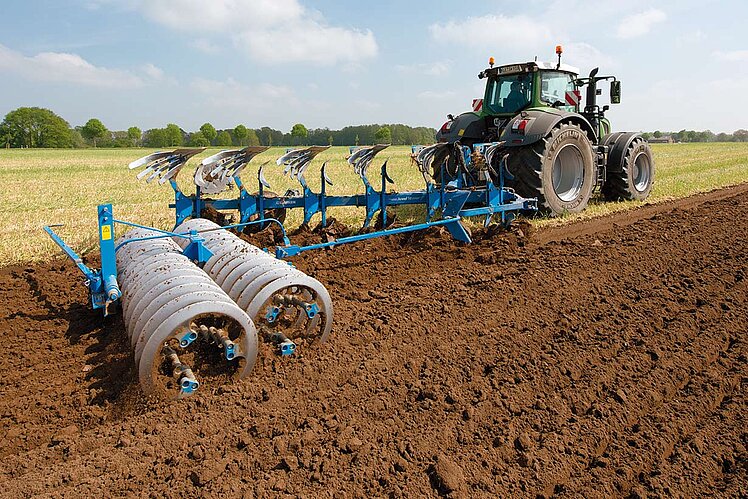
[585,67,600,111]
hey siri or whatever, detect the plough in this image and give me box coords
[44,142,536,399]
[136,142,536,257]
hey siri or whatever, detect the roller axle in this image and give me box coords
[163,346,199,396]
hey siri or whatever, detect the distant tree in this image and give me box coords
[143,128,169,147]
[291,123,308,145]
[734,129,748,142]
[70,129,86,148]
[328,134,334,146]
[80,118,108,147]
[245,128,260,146]
[653,130,662,138]
[0,107,74,148]
[215,130,233,146]
[641,132,652,140]
[696,130,715,143]
[374,126,392,144]
[165,123,183,146]
[716,132,730,142]
[355,134,360,146]
[257,127,273,146]
[0,124,11,148]
[200,123,217,144]
[189,130,210,147]
[127,126,142,147]
[234,124,248,146]
[108,130,131,148]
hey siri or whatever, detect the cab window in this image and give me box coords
[540,71,576,111]
[485,73,532,114]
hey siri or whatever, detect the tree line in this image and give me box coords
[0,107,436,148]
[641,129,748,142]
[4,106,746,149]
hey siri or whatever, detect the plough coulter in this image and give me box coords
[44,142,536,399]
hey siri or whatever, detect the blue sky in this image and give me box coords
[1,0,746,134]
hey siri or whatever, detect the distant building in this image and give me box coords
[648,135,675,144]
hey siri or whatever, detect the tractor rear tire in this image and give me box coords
[602,138,655,201]
[507,123,596,215]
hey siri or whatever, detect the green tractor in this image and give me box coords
[435,46,654,215]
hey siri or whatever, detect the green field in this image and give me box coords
[1,143,747,265]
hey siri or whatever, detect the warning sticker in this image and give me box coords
[101,225,112,241]
[565,90,581,106]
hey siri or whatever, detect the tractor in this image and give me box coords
[435,46,655,215]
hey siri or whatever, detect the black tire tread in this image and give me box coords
[602,138,654,201]
[506,140,545,201]
[506,123,594,214]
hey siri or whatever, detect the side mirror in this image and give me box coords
[610,80,621,104]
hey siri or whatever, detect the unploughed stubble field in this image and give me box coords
[0,142,747,265]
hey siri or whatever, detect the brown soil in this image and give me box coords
[1,185,747,497]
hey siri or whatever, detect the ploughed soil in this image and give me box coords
[1,185,747,498]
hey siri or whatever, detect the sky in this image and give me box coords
[0,0,746,134]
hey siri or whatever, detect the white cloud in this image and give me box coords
[624,77,748,133]
[354,99,381,111]
[131,0,377,65]
[191,38,221,55]
[426,14,614,71]
[140,0,302,32]
[706,77,748,91]
[141,63,164,80]
[616,8,666,39]
[340,62,366,74]
[676,29,706,47]
[427,14,610,71]
[190,77,295,109]
[396,60,452,76]
[234,22,377,65]
[713,50,748,62]
[563,42,614,70]
[0,44,144,88]
[429,15,552,49]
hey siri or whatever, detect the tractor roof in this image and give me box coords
[480,61,580,79]
[532,61,579,74]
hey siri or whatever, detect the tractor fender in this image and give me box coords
[500,109,597,147]
[602,132,643,173]
[435,111,486,143]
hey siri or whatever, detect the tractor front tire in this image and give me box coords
[602,137,655,201]
[507,123,596,215]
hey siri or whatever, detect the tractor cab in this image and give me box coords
[480,61,580,118]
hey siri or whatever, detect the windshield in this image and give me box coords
[485,73,532,114]
[540,71,577,111]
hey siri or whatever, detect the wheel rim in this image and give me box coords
[632,152,652,192]
[552,144,585,202]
